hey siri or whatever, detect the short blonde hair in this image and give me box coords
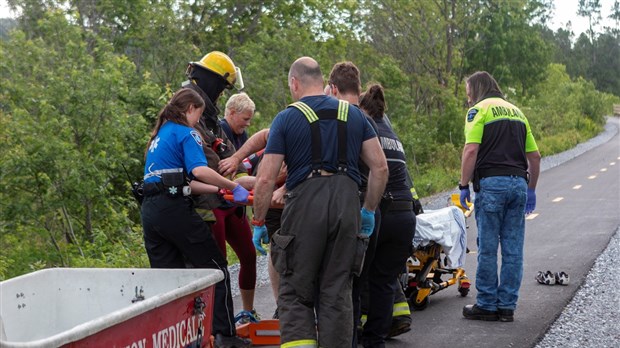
[225,92,255,116]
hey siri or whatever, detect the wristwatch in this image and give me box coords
[458,183,470,190]
[251,217,265,227]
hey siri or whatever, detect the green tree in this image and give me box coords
[610,0,620,37]
[463,0,552,95]
[547,27,574,68]
[0,18,17,39]
[361,0,474,107]
[578,0,602,44]
[589,33,620,95]
[0,11,156,277]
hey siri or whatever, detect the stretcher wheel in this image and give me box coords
[407,289,429,310]
[411,296,429,310]
[458,276,470,297]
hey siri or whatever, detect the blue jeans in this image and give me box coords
[474,176,527,311]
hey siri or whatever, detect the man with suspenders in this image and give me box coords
[252,57,388,348]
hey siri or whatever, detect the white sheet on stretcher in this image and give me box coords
[413,206,467,268]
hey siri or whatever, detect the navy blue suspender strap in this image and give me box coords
[289,100,349,177]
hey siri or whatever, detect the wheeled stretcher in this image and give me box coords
[401,195,472,310]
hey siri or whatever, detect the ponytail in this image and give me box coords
[359,83,387,119]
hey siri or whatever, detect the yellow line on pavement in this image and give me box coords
[573,185,582,189]
[588,175,597,179]
[552,197,564,202]
[526,213,539,220]
[600,168,607,172]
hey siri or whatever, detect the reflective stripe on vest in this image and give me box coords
[291,101,319,123]
[290,100,348,123]
[143,167,183,180]
[410,186,419,200]
[393,301,411,317]
[337,99,348,122]
[289,100,349,175]
[281,339,318,348]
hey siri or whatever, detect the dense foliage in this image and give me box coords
[1,0,618,279]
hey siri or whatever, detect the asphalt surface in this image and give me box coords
[232,117,620,348]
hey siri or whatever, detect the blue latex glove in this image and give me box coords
[232,184,249,203]
[252,225,268,255]
[360,207,375,237]
[525,188,536,214]
[460,186,471,211]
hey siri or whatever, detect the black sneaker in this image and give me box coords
[213,333,252,348]
[272,307,279,319]
[498,308,514,322]
[462,304,498,321]
[554,271,570,285]
[387,315,412,338]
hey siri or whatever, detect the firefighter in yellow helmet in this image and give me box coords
[183,51,252,348]
[184,51,244,129]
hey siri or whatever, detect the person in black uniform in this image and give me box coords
[358,83,417,348]
[324,62,385,347]
[140,88,252,348]
[326,62,415,345]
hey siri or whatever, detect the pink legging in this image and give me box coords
[212,207,256,290]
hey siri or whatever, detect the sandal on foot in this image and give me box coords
[235,309,260,326]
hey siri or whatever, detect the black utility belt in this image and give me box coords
[386,200,414,212]
[143,182,191,197]
[477,168,528,181]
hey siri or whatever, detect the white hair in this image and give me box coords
[225,92,255,115]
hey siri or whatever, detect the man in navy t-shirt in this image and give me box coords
[251,57,388,348]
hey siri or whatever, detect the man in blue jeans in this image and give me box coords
[459,71,541,322]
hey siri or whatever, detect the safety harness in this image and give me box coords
[289,100,349,177]
[281,100,350,348]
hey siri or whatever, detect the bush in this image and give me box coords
[413,143,461,197]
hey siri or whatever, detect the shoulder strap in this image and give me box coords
[289,100,349,176]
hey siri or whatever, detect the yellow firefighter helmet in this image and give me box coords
[189,51,244,90]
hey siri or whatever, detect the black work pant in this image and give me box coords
[141,194,237,337]
[352,208,381,347]
[362,209,415,348]
[271,175,360,347]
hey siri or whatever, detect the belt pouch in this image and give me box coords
[161,172,185,197]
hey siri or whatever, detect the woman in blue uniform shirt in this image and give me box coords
[141,88,251,347]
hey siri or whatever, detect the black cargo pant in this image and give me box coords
[271,175,360,347]
[362,206,415,348]
[141,193,237,337]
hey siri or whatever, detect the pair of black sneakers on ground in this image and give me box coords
[536,271,570,285]
[462,304,514,322]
